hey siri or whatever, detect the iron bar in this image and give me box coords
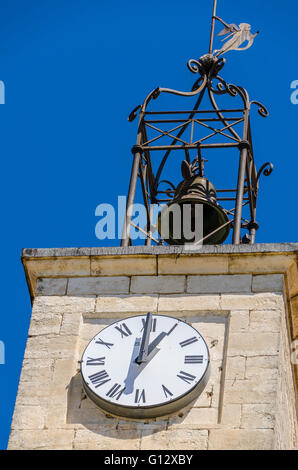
[121,150,142,247]
[121,107,145,247]
[130,221,159,244]
[194,218,233,246]
[145,109,245,115]
[141,142,240,151]
[209,0,218,54]
[144,117,243,123]
[232,143,249,244]
[144,121,191,146]
[146,205,154,247]
[217,189,247,193]
[138,158,152,246]
[192,117,243,143]
[218,197,249,201]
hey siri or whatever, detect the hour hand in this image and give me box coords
[146,322,178,356]
[124,337,160,393]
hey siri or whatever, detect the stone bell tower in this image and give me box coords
[8,245,298,450]
[8,1,298,450]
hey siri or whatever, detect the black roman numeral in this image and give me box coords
[162,384,173,398]
[86,357,105,366]
[184,355,203,364]
[179,337,198,348]
[95,338,114,349]
[106,383,126,400]
[167,323,178,336]
[88,370,111,388]
[115,323,132,338]
[141,317,157,332]
[134,389,146,403]
[177,371,196,384]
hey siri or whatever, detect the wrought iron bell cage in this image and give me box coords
[121,41,273,248]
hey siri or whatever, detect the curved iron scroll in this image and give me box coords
[256,162,274,185]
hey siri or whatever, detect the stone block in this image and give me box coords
[11,405,45,430]
[8,429,74,450]
[14,380,54,407]
[68,277,129,295]
[91,256,156,276]
[20,359,54,383]
[224,379,277,404]
[36,278,68,296]
[59,313,82,336]
[140,428,208,450]
[187,275,252,294]
[245,356,278,380]
[68,407,117,426]
[228,254,294,274]
[53,359,78,387]
[130,275,185,294]
[249,310,281,332]
[220,404,241,427]
[24,335,79,360]
[28,312,62,336]
[158,295,221,315]
[289,295,298,339]
[228,332,279,357]
[209,429,274,450]
[167,407,218,428]
[287,262,298,298]
[74,428,141,450]
[158,255,229,275]
[252,274,284,293]
[220,293,284,311]
[225,356,246,380]
[229,310,249,331]
[241,404,275,429]
[95,295,158,316]
[45,406,70,429]
[33,296,96,315]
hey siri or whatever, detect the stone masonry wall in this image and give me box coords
[8,263,298,450]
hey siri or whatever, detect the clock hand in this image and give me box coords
[135,312,152,364]
[147,322,178,356]
[124,322,179,394]
[124,337,160,393]
[147,331,167,355]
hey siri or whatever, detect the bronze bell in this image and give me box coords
[158,160,230,245]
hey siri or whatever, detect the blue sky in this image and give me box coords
[0,0,297,449]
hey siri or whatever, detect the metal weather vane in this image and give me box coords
[214,21,259,56]
[209,0,259,56]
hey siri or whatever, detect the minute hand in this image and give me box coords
[136,312,152,364]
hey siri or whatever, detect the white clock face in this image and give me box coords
[80,314,210,419]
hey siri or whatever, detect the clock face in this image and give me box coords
[80,314,210,419]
